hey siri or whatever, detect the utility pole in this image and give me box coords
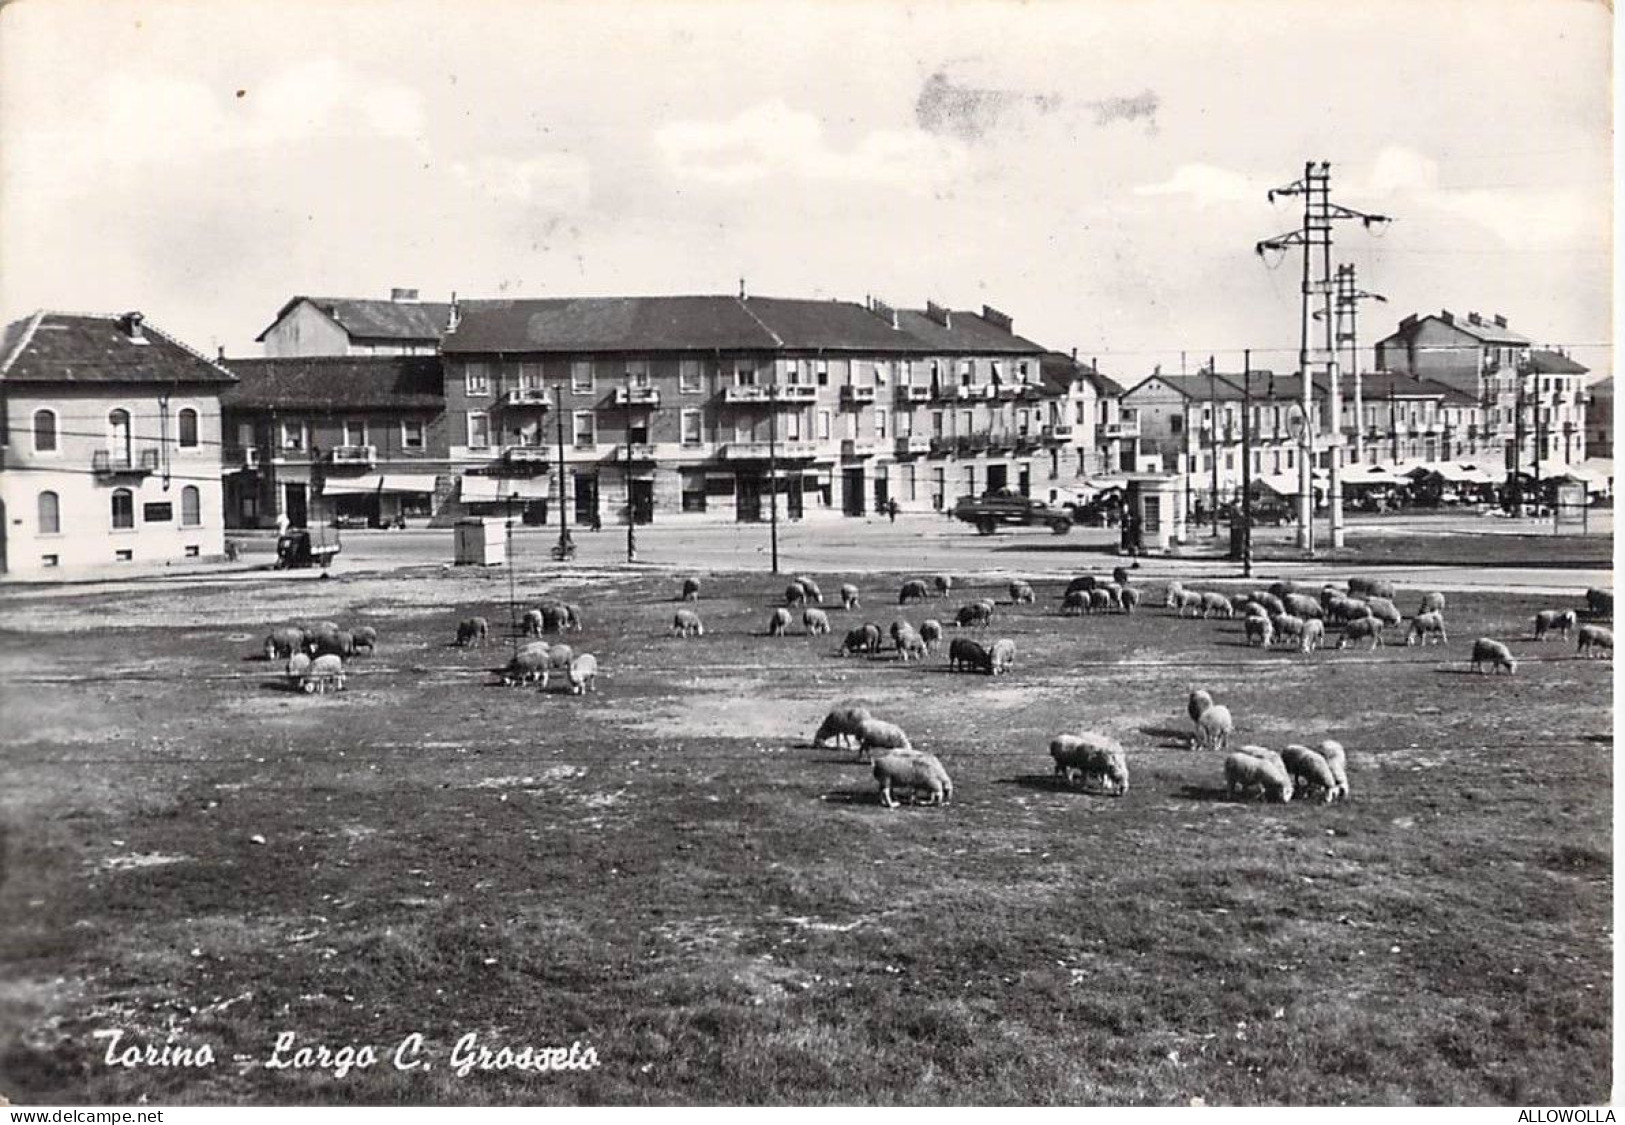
[1207,355,1219,537]
[1241,349,1253,578]
[555,382,571,558]
[1257,162,1391,552]
[1333,263,1386,464]
[623,369,637,562]
[1511,362,1526,517]
[767,385,780,574]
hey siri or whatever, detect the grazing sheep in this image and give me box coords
[1170,587,1205,617]
[1050,733,1129,795]
[1319,739,1351,800]
[856,717,913,760]
[1088,588,1114,614]
[1061,590,1090,616]
[681,577,701,602]
[989,638,1016,675]
[521,608,545,637]
[899,579,931,605]
[1406,612,1448,646]
[538,644,575,691]
[1269,613,1306,647]
[1245,615,1274,648]
[284,652,312,682]
[934,574,953,598]
[1366,597,1403,628]
[349,625,377,654]
[1187,689,1214,727]
[1280,744,1339,803]
[839,624,883,656]
[785,582,808,607]
[1299,618,1326,654]
[1319,585,1342,611]
[1100,584,1126,611]
[501,643,551,686]
[768,607,793,637]
[1585,588,1613,619]
[311,629,355,659]
[813,705,873,750]
[1067,575,1098,597]
[1283,593,1323,620]
[566,653,598,694]
[455,617,490,647]
[794,577,824,605]
[803,608,831,636]
[840,583,860,610]
[888,619,912,647]
[1241,598,1269,619]
[895,628,928,663]
[873,749,952,808]
[1336,617,1384,651]
[1576,625,1613,658]
[538,602,570,634]
[1163,580,1185,609]
[1340,598,1373,624]
[948,637,993,673]
[1008,579,1036,604]
[1267,580,1300,601]
[1198,591,1233,619]
[1224,751,1293,803]
[1249,591,1286,616]
[1417,591,1446,616]
[955,602,993,628]
[562,603,584,632]
[1194,704,1233,753]
[919,620,944,650]
[1533,609,1578,641]
[304,623,342,655]
[1120,586,1141,614]
[672,609,705,638]
[264,626,306,660]
[1348,576,1396,601]
[302,653,346,695]
[1112,565,1131,585]
[1470,637,1516,675]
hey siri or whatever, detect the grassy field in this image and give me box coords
[0,566,1612,1105]
[1253,529,1613,570]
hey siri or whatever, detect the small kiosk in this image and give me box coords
[454,517,507,566]
[1122,474,1187,554]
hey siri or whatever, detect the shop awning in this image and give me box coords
[1405,462,1475,483]
[1458,463,1502,484]
[1340,464,1391,485]
[462,476,552,501]
[321,474,384,495]
[1554,464,1609,486]
[382,474,440,493]
[1252,473,1299,496]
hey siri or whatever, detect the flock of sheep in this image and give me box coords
[263,621,376,693]
[1185,687,1348,804]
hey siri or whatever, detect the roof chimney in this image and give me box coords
[739,277,747,300]
[390,288,420,302]
[217,345,226,361]
[1071,347,1078,361]
[118,311,145,341]
[1468,311,1482,326]
[981,304,1013,333]
[1493,314,1507,328]
[867,296,900,330]
[1400,313,1418,330]
[925,300,952,330]
[445,292,460,334]
[1440,309,1455,326]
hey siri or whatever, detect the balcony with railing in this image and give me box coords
[840,438,878,459]
[609,442,658,461]
[612,386,661,407]
[223,445,260,469]
[1103,421,1139,439]
[934,384,985,402]
[504,386,553,408]
[1013,434,1041,455]
[928,437,953,456]
[985,432,1014,452]
[895,385,931,404]
[722,385,770,404]
[719,439,819,460]
[92,448,161,478]
[839,385,877,407]
[329,445,376,465]
[503,446,554,466]
[895,435,931,456]
[773,385,818,402]
[1041,423,1074,441]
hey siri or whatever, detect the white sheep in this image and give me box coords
[1406,612,1448,646]
[1299,618,1326,654]
[456,616,490,647]
[284,651,312,683]
[1187,689,1214,728]
[1470,637,1516,675]
[840,583,860,610]
[895,628,928,662]
[1195,704,1233,753]
[934,574,953,598]
[813,705,874,750]
[1245,615,1274,648]
[768,607,793,637]
[919,619,944,650]
[501,642,551,686]
[1061,590,1090,616]
[265,626,306,660]
[672,609,705,638]
[1577,624,1613,658]
[1270,613,1306,648]
[803,608,831,636]
[1050,733,1129,795]
[538,644,575,690]
[1008,579,1036,604]
[1224,751,1293,803]
[1284,593,1323,620]
[1120,586,1141,614]
[990,638,1016,674]
[1534,609,1578,641]
[1280,744,1339,803]
[1417,591,1446,616]
[873,749,952,808]
[1336,617,1384,651]
[794,576,824,605]
[1200,591,1233,619]
[1366,597,1403,628]
[302,653,346,695]
[856,717,913,761]
[567,653,598,694]
[1318,740,1351,801]
[1249,591,1286,617]
[521,608,545,638]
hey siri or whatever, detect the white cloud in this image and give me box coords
[450,155,592,209]
[656,101,967,190]
[1134,164,1262,207]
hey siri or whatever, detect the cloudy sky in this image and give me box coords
[0,0,1611,379]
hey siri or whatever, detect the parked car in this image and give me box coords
[951,489,1073,535]
[1218,494,1294,527]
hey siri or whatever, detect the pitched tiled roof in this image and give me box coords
[742,297,922,352]
[1380,313,1531,347]
[255,296,452,344]
[221,356,444,411]
[0,311,236,385]
[1039,352,1125,396]
[1527,349,1588,376]
[891,307,1047,355]
[1352,371,1480,406]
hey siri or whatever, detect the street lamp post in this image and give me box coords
[623,370,637,563]
[554,383,572,559]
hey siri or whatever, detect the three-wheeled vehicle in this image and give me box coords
[275,528,342,570]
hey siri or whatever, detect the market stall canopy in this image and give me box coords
[1405,462,1476,483]
[1340,464,1392,485]
[1252,472,1299,496]
[1457,463,1501,484]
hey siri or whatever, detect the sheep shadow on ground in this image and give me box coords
[258,678,308,694]
[998,773,1121,797]
[818,788,885,807]
[1139,725,1194,749]
[1175,784,1237,803]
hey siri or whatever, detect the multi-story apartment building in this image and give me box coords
[1037,351,1137,487]
[1374,310,1588,473]
[256,290,450,358]
[219,356,451,528]
[0,310,235,575]
[437,293,1077,524]
[1584,377,1612,459]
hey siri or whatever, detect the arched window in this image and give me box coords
[38,491,60,534]
[111,488,134,529]
[109,409,132,467]
[33,409,57,453]
[181,486,201,527]
[178,408,199,448]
